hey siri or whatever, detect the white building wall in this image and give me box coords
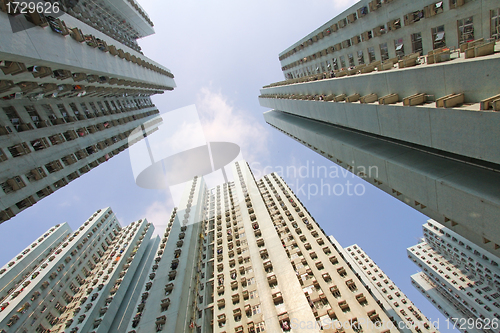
[0,207,120,332]
[340,242,439,333]
[279,0,499,78]
[408,220,500,333]
[0,222,71,305]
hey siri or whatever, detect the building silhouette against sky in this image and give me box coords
[0,0,176,224]
[259,0,500,256]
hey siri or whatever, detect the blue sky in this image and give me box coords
[0,0,457,331]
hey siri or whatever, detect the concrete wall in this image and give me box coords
[264,110,500,257]
[280,0,500,77]
[0,13,174,88]
[260,54,500,165]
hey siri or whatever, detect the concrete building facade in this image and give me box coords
[0,165,451,333]
[277,0,499,80]
[0,222,72,313]
[125,161,431,333]
[259,0,500,256]
[337,241,438,333]
[0,0,176,223]
[408,220,500,333]
[0,207,131,332]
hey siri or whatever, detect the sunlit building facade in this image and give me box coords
[338,241,439,333]
[0,0,176,223]
[0,208,154,332]
[126,161,405,333]
[408,220,500,333]
[260,0,500,255]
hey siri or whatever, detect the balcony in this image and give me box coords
[367,310,381,323]
[263,260,273,272]
[346,279,357,291]
[260,249,268,259]
[217,313,226,324]
[232,293,240,304]
[217,298,225,309]
[330,285,341,298]
[338,300,350,312]
[156,315,166,331]
[273,291,283,304]
[245,304,252,316]
[356,293,367,305]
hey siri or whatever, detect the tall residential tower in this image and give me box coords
[0,207,159,333]
[259,0,500,256]
[336,241,439,333]
[124,161,437,333]
[0,0,176,223]
[408,220,500,333]
[0,163,442,333]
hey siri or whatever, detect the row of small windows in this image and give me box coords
[0,98,153,134]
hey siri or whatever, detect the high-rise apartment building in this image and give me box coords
[408,220,500,332]
[334,240,439,333]
[0,0,176,223]
[0,207,158,333]
[0,163,448,333]
[0,222,72,311]
[259,0,500,255]
[124,161,441,333]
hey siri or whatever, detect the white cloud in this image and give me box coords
[142,191,174,236]
[197,87,269,163]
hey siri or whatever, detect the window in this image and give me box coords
[357,50,365,65]
[41,104,57,121]
[367,47,376,63]
[250,290,258,299]
[252,304,261,315]
[255,321,266,332]
[89,102,98,113]
[491,8,500,39]
[379,43,389,61]
[247,278,255,286]
[2,106,24,130]
[332,58,339,70]
[348,54,355,67]
[457,17,474,43]
[432,25,446,49]
[339,56,346,69]
[409,32,423,55]
[394,38,405,58]
[25,105,42,124]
